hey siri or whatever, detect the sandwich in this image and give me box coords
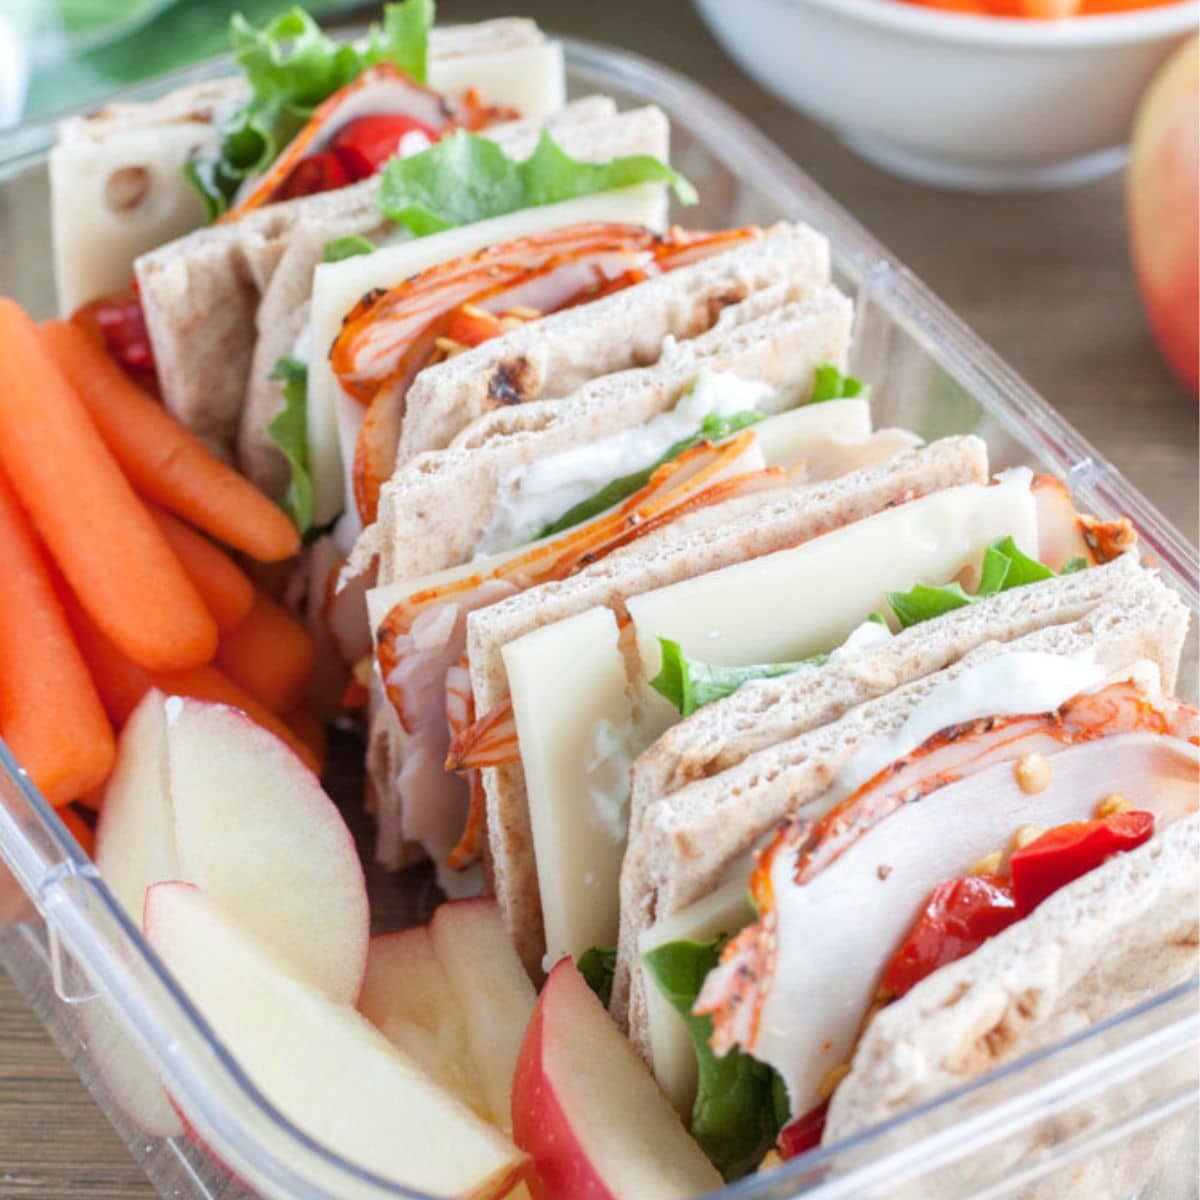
[51,3,565,311]
[614,561,1193,1178]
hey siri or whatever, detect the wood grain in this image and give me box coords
[1,2,1196,1197]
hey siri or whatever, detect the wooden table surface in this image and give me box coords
[1,2,1195,1197]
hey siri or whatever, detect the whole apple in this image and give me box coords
[1127,36,1199,396]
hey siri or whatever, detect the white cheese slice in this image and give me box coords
[637,867,756,1115]
[626,472,1040,677]
[502,606,634,964]
[428,40,565,117]
[307,182,671,526]
[51,127,214,313]
[753,398,871,466]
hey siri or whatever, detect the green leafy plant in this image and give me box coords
[185,1,433,219]
[378,128,696,236]
[643,938,787,1179]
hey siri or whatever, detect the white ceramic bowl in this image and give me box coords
[694,0,1198,190]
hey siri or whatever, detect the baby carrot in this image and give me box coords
[285,706,329,776]
[62,587,318,772]
[215,589,316,714]
[0,301,216,671]
[155,664,321,773]
[60,804,97,859]
[74,787,104,814]
[58,585,155,727]
[0,467,114,805]
[147,505,255,634]
[38,320,300,563]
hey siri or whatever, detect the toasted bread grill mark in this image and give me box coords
[487,355,537,406]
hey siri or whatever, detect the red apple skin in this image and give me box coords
[1127,36,1199,396]
[511,961,616,1200]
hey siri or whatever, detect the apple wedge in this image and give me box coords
[512,959,721,1199]
[145,882,528,1198]
[95,695,177,921]
[358,928,490,1119]
[95,692,368,1003]
[87,696,186,1136]
[431,899,537,1136]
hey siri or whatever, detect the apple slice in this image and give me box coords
[88,696,186,1136]
[95,692,368,1003]
[512,959,722,1199]
[145,882,527,1198]
[79,996,183,1138]
[430,899,537,1136]
[95,694,176,921]
[358,928,489,1118]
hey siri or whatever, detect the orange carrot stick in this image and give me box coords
[155,665,320,773]
[147,505,255,633]
[215,590,316,714]
[58,585,155,727]
[74,787,104,814]
[0,467,114,805]
[37,319,300,563]
[284,706,328,776]
[60,804,97,858]
[0,301,217,670]
[61,587,317,772]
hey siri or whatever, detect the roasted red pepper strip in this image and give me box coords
[777,1100,828,1160]
[71,290,158,395]
[329,113,440,179]
[882,875,1019,998]
[1009,810,1155,914]
[273,151,353,202]
[882,811,1156,1001]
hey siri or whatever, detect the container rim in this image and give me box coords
[772,0,1200,48]
[0,28,1197,1200]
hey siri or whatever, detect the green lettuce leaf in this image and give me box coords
[809,362,868,404]
[650,638,827,718]
[266,357,315,534]
[577,946,616,1008]
[643,939,784,1180]
[536,409,764,540]
[378,128,697,235]
[887,535,1070,629]
[886,581,974,628]
[323,233,376,262]
[185,0,433,219]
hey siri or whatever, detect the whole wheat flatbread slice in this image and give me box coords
[363,288,854,588]
[394,222,832,464]
[824,812,1199,1169]
[619,582,1189,1058]
[138,98,661,459]
[463,435,989,975]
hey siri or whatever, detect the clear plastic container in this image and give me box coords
[0,34,1196,1200]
